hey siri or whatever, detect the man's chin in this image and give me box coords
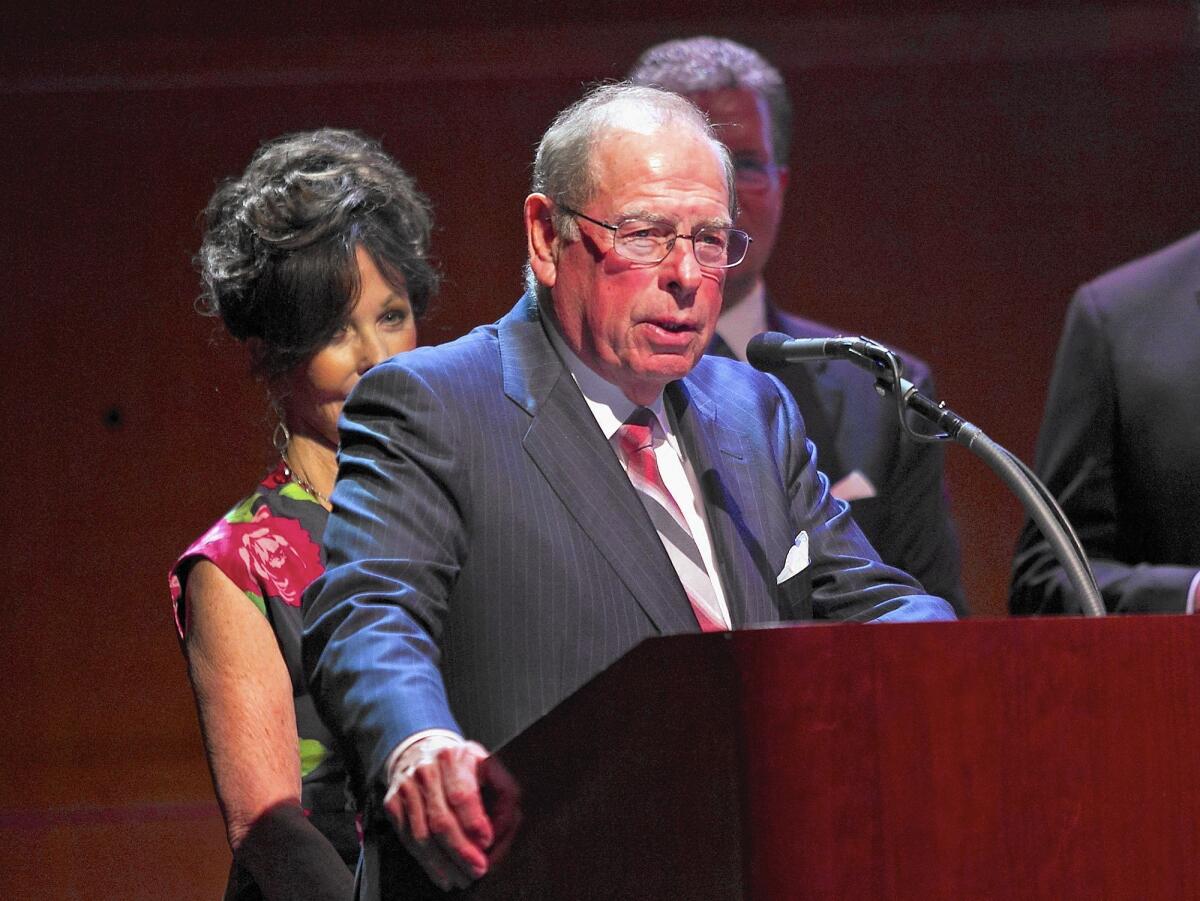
[639,353,700,383]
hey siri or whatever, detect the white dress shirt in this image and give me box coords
[713,280,769,361]
[544,321,733,629]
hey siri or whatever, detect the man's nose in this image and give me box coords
[660,235,704,297]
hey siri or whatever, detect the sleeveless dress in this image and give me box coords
[170,462,357,900]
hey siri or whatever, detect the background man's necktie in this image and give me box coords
[615,408,727,632]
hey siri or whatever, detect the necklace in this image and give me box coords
[281,454,331,506]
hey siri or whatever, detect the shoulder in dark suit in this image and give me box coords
[303,294,953,792]
[1010,230,1200,614]
[755,302,966,614]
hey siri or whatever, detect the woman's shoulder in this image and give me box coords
[169,464,328,634]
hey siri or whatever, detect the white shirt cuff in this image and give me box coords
[383,729,464,786]
[1187,571,1200,615]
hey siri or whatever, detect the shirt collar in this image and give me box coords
[714,279,768,361]
[542,313,669,441]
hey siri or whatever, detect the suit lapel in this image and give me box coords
[667,377,780,627]
[500,296,698,635]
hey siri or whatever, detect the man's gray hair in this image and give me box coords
[526,81,736,297]
[628,36,792,167]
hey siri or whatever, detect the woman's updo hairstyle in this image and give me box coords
[197,128,438,379]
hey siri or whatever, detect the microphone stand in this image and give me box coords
[830,342,1105,618]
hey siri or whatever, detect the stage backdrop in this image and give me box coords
[3,3,1197,896]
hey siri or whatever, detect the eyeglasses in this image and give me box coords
[557,203,752,269]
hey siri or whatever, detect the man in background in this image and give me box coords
[629,36,966,614]
[1010,230,1200,614]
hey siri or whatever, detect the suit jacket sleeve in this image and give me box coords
[302,360,464,789]
[1010,286,1198,614]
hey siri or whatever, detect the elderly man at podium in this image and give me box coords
[303,83,955,894]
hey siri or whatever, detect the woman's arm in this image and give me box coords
[184,560,354,901]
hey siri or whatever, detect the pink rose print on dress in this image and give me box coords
[236,505,323,607]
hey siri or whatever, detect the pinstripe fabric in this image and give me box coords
[302,294,955,799]
[616,409,726,632]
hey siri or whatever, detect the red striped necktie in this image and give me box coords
[615,407,727,632]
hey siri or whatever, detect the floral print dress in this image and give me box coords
[170,462,358,899]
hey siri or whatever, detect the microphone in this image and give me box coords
[745,331,872,370]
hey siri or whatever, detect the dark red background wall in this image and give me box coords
[3,4,1197,896]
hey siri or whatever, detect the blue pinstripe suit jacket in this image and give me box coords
[302,294,953,792]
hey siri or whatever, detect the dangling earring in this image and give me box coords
[271,399,291,455]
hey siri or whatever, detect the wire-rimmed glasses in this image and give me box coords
[558,203,752,269]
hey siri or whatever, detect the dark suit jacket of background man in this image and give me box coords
[744,303,965,614]
[1011,229,1200,614]
[303,292,953,786]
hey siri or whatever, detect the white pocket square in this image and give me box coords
[830,470,876,502]
[776,530,810,584]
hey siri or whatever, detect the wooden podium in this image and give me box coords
[421,616,1200,899]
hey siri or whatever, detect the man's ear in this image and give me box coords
[776,164,791,193]
[524,193,559,288]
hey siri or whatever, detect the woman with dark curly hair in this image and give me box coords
[169,128,438,901]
